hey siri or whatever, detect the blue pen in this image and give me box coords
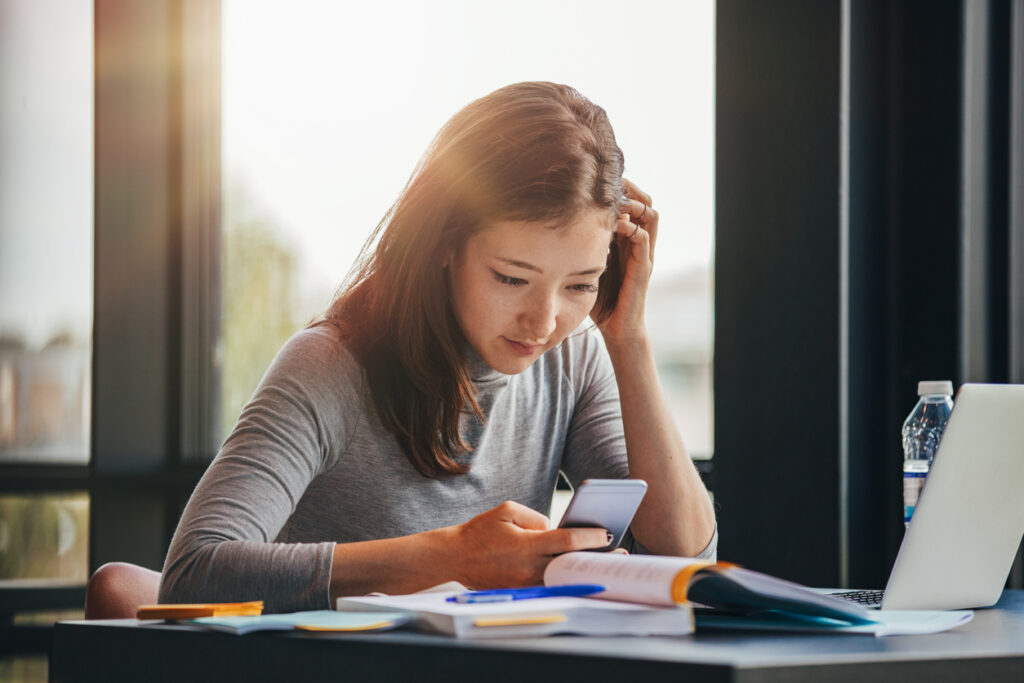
[446,584,605,603]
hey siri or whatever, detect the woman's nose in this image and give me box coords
[519,291,558,341]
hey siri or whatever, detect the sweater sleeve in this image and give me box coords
[159,326,360,613]
[559,330,629,485]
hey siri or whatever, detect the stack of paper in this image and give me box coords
[694,608,974,635]
[335,591,693,639]
[191,610,411,635]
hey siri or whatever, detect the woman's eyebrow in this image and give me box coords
[495,257,605,277]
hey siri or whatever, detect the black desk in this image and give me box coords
[51,591,1024,682]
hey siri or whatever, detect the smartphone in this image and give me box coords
[557,479,648,551]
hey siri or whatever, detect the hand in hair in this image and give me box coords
[444,501,610,589]
[598,178,659,345]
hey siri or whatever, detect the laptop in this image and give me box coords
[829,383,1024,611]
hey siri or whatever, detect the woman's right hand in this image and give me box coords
[443,501,610,589]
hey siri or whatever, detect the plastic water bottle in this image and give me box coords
[902,380,954,528]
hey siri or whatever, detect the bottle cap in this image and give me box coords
[917,380,954,396]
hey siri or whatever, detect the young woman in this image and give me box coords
[160,82,716,613]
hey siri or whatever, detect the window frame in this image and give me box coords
[0,0,220,659]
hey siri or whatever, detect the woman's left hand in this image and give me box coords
[590,180,717,558]
[597,178,658,344]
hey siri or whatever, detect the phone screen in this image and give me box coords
[557,479,647,551]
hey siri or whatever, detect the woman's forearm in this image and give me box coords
[604,333,716,557]
[328,504,611,603]
[329,527,456,603]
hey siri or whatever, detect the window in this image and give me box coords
[220,0,716,457]
[1,2,93,677]
[0,493,89,582]
[0,0,93,586]
[0,0,93,467]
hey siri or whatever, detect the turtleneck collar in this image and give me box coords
[462,340,511,387]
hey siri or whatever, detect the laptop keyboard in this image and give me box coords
[829,589,885,608]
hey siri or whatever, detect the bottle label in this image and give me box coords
[903,469,928,525]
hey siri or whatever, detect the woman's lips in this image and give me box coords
[504,337,540,355]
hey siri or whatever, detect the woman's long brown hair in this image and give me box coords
[320,82,626,477]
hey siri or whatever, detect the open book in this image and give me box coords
[335,589,693,639]
[544,553,973,635]
[545,552,872,621]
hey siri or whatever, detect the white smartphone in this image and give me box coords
[556,479,648,551]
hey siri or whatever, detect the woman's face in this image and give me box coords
[448,208,612,375]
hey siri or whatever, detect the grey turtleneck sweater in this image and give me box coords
[159,324,717,612]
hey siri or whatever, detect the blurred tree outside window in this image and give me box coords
[0,493,89,582]
[221,0,715,458]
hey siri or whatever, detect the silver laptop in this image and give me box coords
[830,383,1024,611]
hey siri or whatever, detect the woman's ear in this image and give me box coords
[442,237,465,269]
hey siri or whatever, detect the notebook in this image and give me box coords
[335,590,694,639]
[829,383,1024,610]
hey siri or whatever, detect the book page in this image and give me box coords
[544,552,711,606]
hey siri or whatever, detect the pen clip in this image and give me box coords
[450,592,515,604]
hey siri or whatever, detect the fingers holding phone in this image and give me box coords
[449,500,608,588]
